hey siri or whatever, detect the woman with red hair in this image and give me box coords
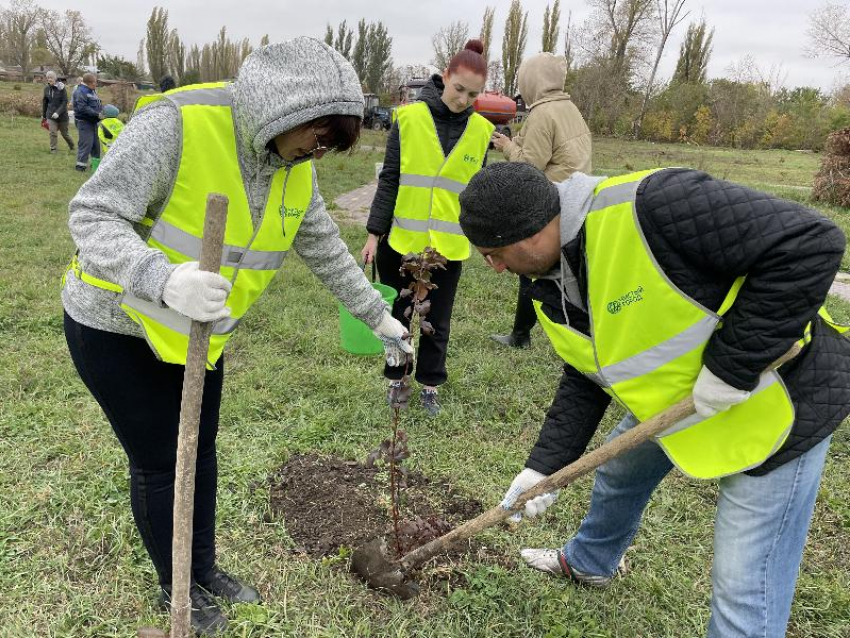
[362,40,492,416]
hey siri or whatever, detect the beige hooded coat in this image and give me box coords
[502,53,592,181]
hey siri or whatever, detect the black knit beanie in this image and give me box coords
[459,162,560,248]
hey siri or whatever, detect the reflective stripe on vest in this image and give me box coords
[132,82,228,114]
[66,83,312,367]
[98,118,124,152]
[389,101,493,261]
[534,169,808,479]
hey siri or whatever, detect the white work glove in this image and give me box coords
[51,112,59,119]
[162,261,232,322]
[372,311,414,367]
[500,468,558,522]
[692,365,751,418]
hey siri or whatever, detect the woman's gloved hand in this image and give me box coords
[372,311,414,367]
[692,365,751,418]
[162,261,232,322]
[500,468,558,522]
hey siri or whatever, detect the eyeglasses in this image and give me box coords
[310,128,329,158]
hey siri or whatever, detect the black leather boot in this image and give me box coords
[490,332,531,348]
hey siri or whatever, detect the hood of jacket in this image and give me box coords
[518,52,571,108]
[418,74,474,122]
[229,37,364,162]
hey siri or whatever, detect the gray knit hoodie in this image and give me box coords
[63,38,386,339]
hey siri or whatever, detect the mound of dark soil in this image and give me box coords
[269,454,482,558]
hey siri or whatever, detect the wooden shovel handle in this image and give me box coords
[170,194,228,638]
[399,343,802,571]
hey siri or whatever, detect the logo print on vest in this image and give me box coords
[463,154,479,164]
[607,286,644,315]
[281,205,304,219]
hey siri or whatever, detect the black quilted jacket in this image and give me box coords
[366,74,486,236]
[527,168,850,477]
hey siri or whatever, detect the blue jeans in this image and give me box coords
[563,414,832,638]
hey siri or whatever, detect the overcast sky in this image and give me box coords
[34,0,848,92]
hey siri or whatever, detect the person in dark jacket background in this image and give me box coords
[72,72,102,171]
[459,162,850,638]
[42,71,74,153]
[361,40,491,416]
[159,74,177,93]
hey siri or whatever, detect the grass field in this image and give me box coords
[1,112,848,637]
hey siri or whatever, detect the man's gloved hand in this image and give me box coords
[693,365,751,418]
[500,468,558,522]
[372,311,414,367]
[162,262,232,322]
[51,112,59,119]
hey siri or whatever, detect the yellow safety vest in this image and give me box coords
[132,82,204,114]
[534,169,844,479]
[98,118,124,152]
[65,82,313,367]
[389,101,493,261]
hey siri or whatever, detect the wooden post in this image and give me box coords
[170,194,229,638]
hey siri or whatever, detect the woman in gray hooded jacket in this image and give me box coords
[62,39,411,635]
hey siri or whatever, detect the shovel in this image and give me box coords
[350,344,802,598]
[137,194,229,638]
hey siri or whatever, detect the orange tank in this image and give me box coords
[473,91,517,125]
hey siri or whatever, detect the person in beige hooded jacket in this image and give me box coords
[490,52,592,348]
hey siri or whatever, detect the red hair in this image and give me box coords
[447,39,487,78]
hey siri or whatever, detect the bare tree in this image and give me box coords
[1,0,41,80]
[480,6,496,62]
[502,0,529,96]
[168,29,186,84]
[584,0,655,72]
[634,0,690,137]
[672,17,713,84]
[564,10,574,83]
[542,0,561,53]
[41,9,97,76]
[187,43,201,74]
[432,20,469,71]
[136,37,147,78]
[395,63,431,89]
[145,6,170,83]
[806,3,850,62]
[488,59,505,92]
[260,34,269,47]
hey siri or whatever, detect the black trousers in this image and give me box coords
[376,238,463,386]
[513,275,539,336]
[64,312,221,587]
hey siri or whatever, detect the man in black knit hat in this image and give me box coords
[459,162,850,638]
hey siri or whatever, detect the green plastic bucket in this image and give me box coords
[90,156,101,172]
[339,282,398,355]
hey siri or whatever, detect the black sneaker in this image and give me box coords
[490,332,531,349]
[74,165,86,172]
[196,567,262,604]
[160,584,228,636]
[420,388,441,417]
